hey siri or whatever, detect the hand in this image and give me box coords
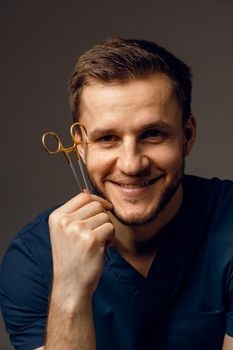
[48,193,114,302]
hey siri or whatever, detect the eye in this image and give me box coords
[98,135,118,142]
[94,134,120,148]
[141,129,166,141]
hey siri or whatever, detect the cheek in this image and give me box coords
[86,150,114,179]
[150,143,184,170]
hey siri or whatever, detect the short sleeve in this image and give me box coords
[0,228,51,349]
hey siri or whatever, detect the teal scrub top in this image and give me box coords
[1,175,233,349]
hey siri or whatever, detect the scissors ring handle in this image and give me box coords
[70,122,88,144]
[42,131,62,154]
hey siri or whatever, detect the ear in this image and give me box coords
[183,115,196,156]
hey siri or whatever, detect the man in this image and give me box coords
[1,38,233,350]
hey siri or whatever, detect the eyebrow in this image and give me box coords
[89,128,119,140]
[89,121,175,140]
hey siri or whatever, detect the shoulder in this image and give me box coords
[16,205,59,242]
[8,205,58,253]
[0,205,59,290]
[184,174,233,192]
[0,205,59,350]
[183,174,233,209]
[184,175,233,268]
[182,174,233,243]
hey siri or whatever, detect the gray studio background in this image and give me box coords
[1,0,233,348]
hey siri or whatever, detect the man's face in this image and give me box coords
[79,74,195,226]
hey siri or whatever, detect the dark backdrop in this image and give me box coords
[1,0,233,348]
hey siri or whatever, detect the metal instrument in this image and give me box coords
[42,122,112,261]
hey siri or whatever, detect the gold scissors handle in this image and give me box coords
[70,122,88,161]
[42,131,76,164]
[70,122,88,144]
[41,123,90,192]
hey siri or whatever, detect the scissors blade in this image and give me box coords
[77,159,92,193]
[69,161,82,191]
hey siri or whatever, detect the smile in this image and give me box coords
[107,175,164,196]
[114,179,155,188]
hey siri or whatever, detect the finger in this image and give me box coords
[68,200,110,222]
[93,222,115,247]
[82,212,111,230]
[56,192,113,214]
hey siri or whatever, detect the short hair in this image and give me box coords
[69,37,192,124]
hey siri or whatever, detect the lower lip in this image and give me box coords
[108,177,163,197]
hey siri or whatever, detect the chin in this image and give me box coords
[113,179,182,226]
[111,207,160,226]
[88,165,184,227]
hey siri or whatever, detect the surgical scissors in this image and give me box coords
[42,122,112,261]
[42,122,91,193]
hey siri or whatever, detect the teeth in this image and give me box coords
[118,181,150,188]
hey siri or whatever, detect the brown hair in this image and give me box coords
[69,37,192,123]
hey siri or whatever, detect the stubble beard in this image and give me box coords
[87,159,185,227]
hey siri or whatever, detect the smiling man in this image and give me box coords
[80,74,186,227]
[1,38,233,350]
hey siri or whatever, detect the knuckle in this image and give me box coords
[86,234,97,248]
[79,192,92,202]
[105,222,115,232]
[59,214,70,228]
[68,220,84,234]
[100,212,110,222]
[92,201,103,212]
[78,230,97,251]
[48,210,59,225]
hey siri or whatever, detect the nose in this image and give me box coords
[116,138,150,176]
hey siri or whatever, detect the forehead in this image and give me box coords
[79,73,181,130]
